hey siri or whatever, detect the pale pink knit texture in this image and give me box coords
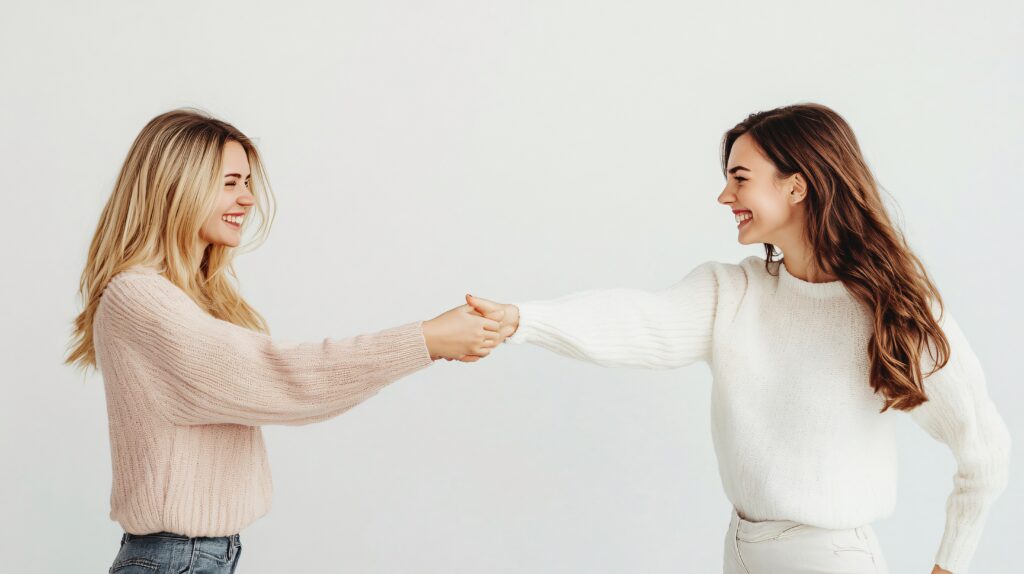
[92,265,434,537]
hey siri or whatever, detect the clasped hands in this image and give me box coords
[422,295,518,362]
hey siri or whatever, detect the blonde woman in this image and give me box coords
[468,103,1011,574]
[65,108,500,573]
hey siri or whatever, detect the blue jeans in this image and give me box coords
[108,530,242,573]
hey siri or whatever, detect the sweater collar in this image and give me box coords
[777,258,850,299]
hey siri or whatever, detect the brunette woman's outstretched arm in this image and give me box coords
[93,265,500,427]
[466,260,724,369]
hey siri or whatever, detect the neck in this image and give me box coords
[774,239,838,284]
[781,256,838,283]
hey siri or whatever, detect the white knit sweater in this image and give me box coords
[505,255,1011,574]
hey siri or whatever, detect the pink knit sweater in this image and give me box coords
[92,265,434,537]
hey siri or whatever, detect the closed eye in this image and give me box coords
[734,176,747,182]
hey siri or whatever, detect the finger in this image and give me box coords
[465,301,503,323]
[465,294,487,316]
[481,318,501,332]
[467,294,501,314]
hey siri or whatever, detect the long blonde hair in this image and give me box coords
[65,107,277,374]
[721,102,950,413]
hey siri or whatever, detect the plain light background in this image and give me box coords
[1,1,1020,572]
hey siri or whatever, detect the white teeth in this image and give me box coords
[221,215,243,225]
[735,212,753,222]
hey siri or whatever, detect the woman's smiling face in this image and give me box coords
[717,133,805,246]
[198,140,255,251]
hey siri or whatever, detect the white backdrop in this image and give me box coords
[1,1,1021,572]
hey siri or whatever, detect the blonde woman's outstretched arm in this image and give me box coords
[94,266,501,427]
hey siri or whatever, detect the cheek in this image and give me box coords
[747,188,792,222]
[202,214,225,237]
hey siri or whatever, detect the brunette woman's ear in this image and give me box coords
[788,173,809,204]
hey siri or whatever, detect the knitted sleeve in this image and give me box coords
[908,308,1012,574]
[95,268,434,427]
[503,261,721,369]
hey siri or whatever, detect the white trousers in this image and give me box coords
[723,507,888,574]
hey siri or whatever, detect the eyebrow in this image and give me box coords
[224,173,251,179]
[727,166,751,174]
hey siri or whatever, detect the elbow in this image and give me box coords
[977,425,1013,498]
[995,429,1012,495]
[992,416,1013,493]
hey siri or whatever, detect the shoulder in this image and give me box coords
[97,265,195,328]
[101,265,172,302]
[736,254,780,281]
[683,255,768,294]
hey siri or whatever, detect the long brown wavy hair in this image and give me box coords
[721,102,950,413]
[65,108,277,375]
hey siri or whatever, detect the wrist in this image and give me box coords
[506,304,521,337]
[421,319,437,357]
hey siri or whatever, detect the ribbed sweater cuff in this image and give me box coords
[933,500,998,574]
[381,320,435,374]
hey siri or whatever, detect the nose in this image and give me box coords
[717,186,733,205]
[237,187,255,206]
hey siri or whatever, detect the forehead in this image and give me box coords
[727,134,771,170]
[222,141,250,174]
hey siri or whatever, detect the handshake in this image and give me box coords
[421,295,519,362]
